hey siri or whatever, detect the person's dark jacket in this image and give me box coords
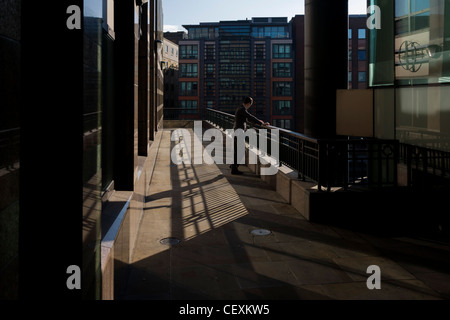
[233,105,262,130]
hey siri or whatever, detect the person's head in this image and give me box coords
[243,96,253,109]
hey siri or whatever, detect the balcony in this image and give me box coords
[101,109,450,300]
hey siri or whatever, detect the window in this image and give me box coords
[188,27,218,39]
[179,82,198,96]
[272,119,291,129]
[180,45,198,59]
[348,29,352,39]
[205,81,215,95]
[358,29,366,39]
[349,71,352,82]
[358,50,366,61]
[255,44,266,59]
[180,64,198,77]
[219,63,250,75]
[273,63,292,77]
[273,44,292,59]
[205,44,215,60]
[273,82,292,96]
[179,100,198,114]
[273,101,292,115]
[255,63,265,76]
[255,81,265,95]
[394,0,430,34]
[358,71,366,82]
[252,26,289,39]
[205,64,215,76]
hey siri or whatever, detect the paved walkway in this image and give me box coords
[118,128,450,300]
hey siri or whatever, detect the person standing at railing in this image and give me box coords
[231,96,270,175]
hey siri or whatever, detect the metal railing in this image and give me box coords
[400,143,450,189]
[205,108,399,191]
[0,127,20,171]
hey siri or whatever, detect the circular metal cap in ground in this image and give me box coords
[160,237,181,245]
[250,229,271,236]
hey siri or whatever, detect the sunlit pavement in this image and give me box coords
[117,129,450,300]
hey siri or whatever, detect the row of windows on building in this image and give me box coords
[179,81,293,96]
[186,25,290,40]
[179,62,294,78]
[178,99,293,117]
[349,28,367,39]
[349,71,367,83]
[165,45,178,57]
[179,43,292,60]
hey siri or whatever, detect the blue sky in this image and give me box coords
[163,0,368,32]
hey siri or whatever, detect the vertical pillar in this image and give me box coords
[20,1,84,299]
[304,0,348,138]
[114,0,136,190]
[138,3,149,155]
[149,0,155,140]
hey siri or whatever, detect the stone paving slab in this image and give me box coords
[118,129,450,300]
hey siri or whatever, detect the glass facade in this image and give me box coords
[370,0,450,152]
[252,26,290,38]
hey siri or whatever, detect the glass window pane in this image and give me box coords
[358,71,366,82]
[358,50,366,60]
[411,0,430,13]
[358,29,366,39]
[395,0,409,17]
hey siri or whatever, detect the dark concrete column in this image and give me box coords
[114,0,137,190]
[149,0,156,140]
[304,0,348,138]
[138,3,149,156]
[20,1,84,299]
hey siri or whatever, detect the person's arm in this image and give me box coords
[244,109,266,126]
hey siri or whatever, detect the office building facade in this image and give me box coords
[176,17,295,130]
[370,0,450,185]
[1,0,164,299]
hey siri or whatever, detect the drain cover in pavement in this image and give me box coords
[160,237,181,245]
[250,229,271,236]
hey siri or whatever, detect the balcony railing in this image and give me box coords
[400,143,450,189]
[204,108,399,191]
[0,127,20,171]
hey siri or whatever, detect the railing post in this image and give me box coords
[318,141,323,192]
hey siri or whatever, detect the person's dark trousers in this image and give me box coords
[231,135,243,174]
